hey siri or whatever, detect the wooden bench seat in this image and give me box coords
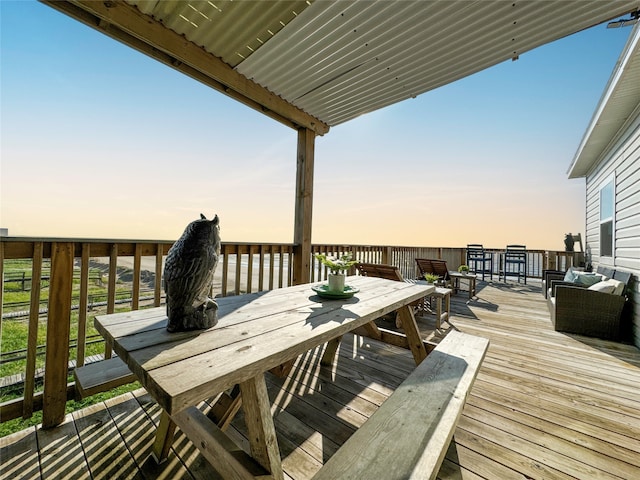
[73,356,137,398]
[313,330,489,480]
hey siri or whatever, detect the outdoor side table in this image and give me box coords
[449,271,477,300]
[414,281,451,329]
[430,287,451,329]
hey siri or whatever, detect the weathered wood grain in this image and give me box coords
[72,402,141,479]
[37,414,91,480]
[74,356,137,398]
[0,428,42,480]
[97,276,430,415]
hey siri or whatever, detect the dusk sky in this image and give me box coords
[0,2,634,250]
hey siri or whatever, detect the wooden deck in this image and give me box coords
[2,281,640,479]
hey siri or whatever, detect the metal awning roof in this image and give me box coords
[568,23,640,178]
[44,0,639,136]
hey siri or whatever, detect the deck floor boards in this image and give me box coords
[2,280,640,479]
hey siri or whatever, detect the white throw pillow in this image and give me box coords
[608,279,625,296]
[587,279,624,295]
[588,282,616,294]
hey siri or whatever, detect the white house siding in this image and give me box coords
[585,116,640,347]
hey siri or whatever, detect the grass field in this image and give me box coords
[1,259,154,437]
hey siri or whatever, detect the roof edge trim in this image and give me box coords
[567,23,640,178]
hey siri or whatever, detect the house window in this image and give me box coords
[599,178,614,257]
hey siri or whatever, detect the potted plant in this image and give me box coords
[458,265,470,274]
[315,253,358,292]
[424,273,440,284]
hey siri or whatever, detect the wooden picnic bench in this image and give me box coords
[73,356,136,399]
[313,329,489,480]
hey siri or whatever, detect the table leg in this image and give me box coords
[444,292,450,321]
[269,359,295,377]
[396,305,427,364]
[239,374,284,480]
[207,384,242,431]
[435,296,442,329]
[152,410,177,463]
[321,336,343,366]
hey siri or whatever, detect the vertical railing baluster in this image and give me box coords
[155,243,163,307]
[235,251,242,296]
[268,246,275,290]
[105,243,118,359]
[247,246,254,293]
[221,249,229,297]
[132,244,142,310]
[258,245,265,292]
[23,241,43,418]
[0,241,4,342]
[76,243,90,369]
[278,245,285,288]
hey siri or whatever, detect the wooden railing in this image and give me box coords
[0,236,581,428]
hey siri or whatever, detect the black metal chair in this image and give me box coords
[501,244,527,284]
[466,244,493,281]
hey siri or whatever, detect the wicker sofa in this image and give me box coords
[541,269,566,298]
[546,266,632,341]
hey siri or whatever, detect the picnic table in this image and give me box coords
[95,275,433,479]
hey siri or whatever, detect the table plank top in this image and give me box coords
[96,275,431,415]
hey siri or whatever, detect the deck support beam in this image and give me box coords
[293,127,315,285]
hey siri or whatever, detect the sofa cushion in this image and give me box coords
[589,278,625,296]
[610,279,626,296]
[574,272,606,287]
[611,278,627,295]
[588,281,616,294]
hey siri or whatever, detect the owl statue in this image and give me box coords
[163,214,221,332]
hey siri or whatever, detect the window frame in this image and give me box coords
[598,175,615,259]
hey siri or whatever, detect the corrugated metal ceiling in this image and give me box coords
[125,1,639,128]
[131,0,313,67]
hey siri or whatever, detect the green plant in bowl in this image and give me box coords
[424,273,439,284]
[314,253,358,274]
[458,265,470,273]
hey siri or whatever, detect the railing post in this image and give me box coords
[548,252,557,270]
[42,242,73,428]
[381,246,392,264]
